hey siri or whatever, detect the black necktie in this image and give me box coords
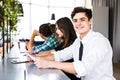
[78,42,83,80]
[79,42,83,60]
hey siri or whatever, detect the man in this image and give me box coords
[27,23,62,54]
[34,7,116,80]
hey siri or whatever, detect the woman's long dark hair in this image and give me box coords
[56,17,77,48]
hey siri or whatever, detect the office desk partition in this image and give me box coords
[0,42,70,80]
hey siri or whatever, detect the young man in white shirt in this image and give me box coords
[34,7,116,80]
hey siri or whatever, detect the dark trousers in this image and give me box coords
[63,72,80,80]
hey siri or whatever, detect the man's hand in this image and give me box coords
[34,57,52,68]
[32,30,40,37]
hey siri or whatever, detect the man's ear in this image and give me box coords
[89,18,92,25]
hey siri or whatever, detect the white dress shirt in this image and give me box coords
[53,30,116,80]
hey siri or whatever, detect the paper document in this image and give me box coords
[26,53,35,61]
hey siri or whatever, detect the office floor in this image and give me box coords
[113,63,120,80]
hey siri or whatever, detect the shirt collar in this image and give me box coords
[80,29,93,45]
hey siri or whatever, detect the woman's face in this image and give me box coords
[55,24,63,37]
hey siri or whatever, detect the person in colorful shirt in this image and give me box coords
[27,23,63,54]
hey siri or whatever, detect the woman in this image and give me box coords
[35,17,77,56]
[55,17,77,49]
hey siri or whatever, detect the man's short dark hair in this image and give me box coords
[71,7,92,20]
[39,23,52,37]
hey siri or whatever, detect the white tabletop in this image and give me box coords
[0,42,70,80]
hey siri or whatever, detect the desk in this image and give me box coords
[0,42,70,80]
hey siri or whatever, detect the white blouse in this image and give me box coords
[53,30,116,80]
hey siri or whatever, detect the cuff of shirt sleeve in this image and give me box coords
[73,61,86,78]
[52,52,60,62]
[32,46,36,50]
